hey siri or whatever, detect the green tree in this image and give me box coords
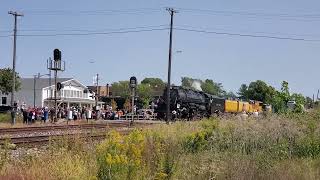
[141,78,165,88]
[272,91,287,113]
[141,77,165,96]
[224,91,237,99]
[111,99,118,110]
[280,81,290,102]
[137,84,153,108]
[291,93,306,105]
[0,68,21,95]
[246,80,276,104]
[271,81,291,113]
[201,79,225,96]
[238,84,249,100]
[305,96,313,108]
[123,98,131,111]
[111,81,130,98]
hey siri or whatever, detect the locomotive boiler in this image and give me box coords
[155,86,224,119]
[155,86,266,120]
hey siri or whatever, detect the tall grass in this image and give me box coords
[1,109,320,179]
[0,113,10,123]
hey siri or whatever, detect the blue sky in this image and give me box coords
[1,0,319,97]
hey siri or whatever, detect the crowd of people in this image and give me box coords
[19,105,150,124]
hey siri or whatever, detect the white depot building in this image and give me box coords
[1,78,103,108]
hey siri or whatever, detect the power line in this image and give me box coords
[1,25,319,42]
[0,28,169,38]
[175,8,320,21]
[23,7,320,18]
[174,27,320,42]
[0,24,169,33]
[23,8,162,16]
[19,7,320,23]
[175,24,320,38]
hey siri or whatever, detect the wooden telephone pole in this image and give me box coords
[166,8,178,124]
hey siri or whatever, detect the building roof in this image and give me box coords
[20,78,73,90]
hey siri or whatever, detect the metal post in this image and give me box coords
[166,8,177,124]
[131,88,135,124]
[95,73,99,120]
[49,64,52,104]
[33,75,36,108]
[54,69,57,122]
[106,83,109,97]
[48,49,64,123]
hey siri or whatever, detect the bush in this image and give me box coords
[96,130,145,180]
[2,109,320,179]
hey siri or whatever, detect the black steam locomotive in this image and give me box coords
[155,86,225,119]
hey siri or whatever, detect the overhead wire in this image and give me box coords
[0,27,169,37]
[1,8,319,42]
[1,26,319,42]
[0,24,169,33]
[23,8,162,16]
[175,24,320,38]
[175,7,320,21]
[174,27,320,42]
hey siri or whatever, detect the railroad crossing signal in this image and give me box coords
[130,76,137,88]
[53,49,61,61]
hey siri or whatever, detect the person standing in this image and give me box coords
[43,107,49,123]
[50,108,55,123]
[22,108,28,124]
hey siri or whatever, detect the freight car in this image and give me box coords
[155,86,266,120]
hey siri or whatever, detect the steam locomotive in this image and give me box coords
[155,86,266,119]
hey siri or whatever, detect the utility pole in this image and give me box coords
[166,8,178,124]
[8,11,23,125]
[95,74,99,120]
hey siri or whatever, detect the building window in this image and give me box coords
[61,90,64,97]
[2,97,7,105]
[76,91,80,98]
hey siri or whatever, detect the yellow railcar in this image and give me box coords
[243,102,250,112]
[251,101,263,112]
[225,100,238,113]
[225,100,250,113]
[237,101,244,112]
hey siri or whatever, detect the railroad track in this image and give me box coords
[0,129,130,145]
[0,121,152,146]
[1,130,130,145]
[0,121,135,135]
